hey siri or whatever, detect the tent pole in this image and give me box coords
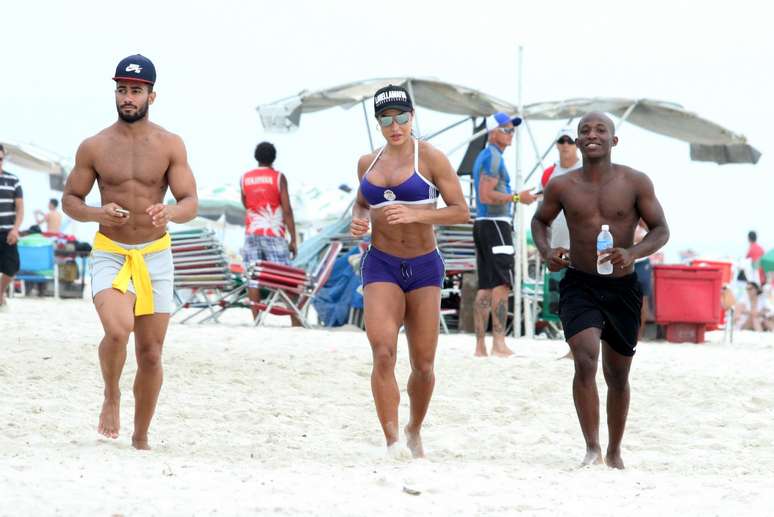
[422,116,471,141]
[513,45,524,339]
[523,115,576,184]
[522,118,548,181]
[362,100,374,152]
[616,101,639,131]
[406,80,420,137]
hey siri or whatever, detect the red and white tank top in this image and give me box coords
[241,167,285,237]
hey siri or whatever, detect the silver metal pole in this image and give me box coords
[523,115,576,184]
[362,100,374,152]
[616,101,639,131]
[513,45,524,338]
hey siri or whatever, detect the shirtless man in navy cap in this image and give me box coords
[63,55,198,450]
[531,112,669,468]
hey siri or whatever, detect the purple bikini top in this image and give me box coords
[359,139,438,208]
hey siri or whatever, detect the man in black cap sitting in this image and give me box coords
[62,54,199,450]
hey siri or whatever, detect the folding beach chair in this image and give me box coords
[250,241,343,328]
[170,230,247,323]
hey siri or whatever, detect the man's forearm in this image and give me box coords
[62,194,101,222]
[629,226,669,259]
[14,208,23,230]
[284,212,297,244]
[170,196,198,224]
[531,217,552,259]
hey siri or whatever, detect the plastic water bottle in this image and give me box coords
[597,224,614,275]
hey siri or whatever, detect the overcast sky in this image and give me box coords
[2,0,772,259]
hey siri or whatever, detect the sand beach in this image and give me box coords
[1,297,773,516]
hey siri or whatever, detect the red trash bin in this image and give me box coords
[690,259,733,330]
[653,265,723,343]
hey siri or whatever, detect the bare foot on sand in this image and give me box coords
[491,345,514,357]
[386,442,412,460]
[580,446,604,467]
[404,425,425,458]
[605,450,625,469]
[474,344,488,357]
[132,435,151,450]
[97,397,120,439]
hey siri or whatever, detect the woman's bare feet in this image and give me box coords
[97,396,120,439]
[580,446,604,467]
[404,425,425,458]
[132,435,151,450]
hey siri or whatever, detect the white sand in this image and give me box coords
[1,297,773,516]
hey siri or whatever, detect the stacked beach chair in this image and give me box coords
[249,241,342,328]
[170,229,246,323]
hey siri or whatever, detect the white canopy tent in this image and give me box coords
[257,78,761,336]
[0,140,69,191]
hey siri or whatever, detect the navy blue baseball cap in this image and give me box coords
[112,54,156,85]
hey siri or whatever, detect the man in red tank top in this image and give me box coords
[241,142,299,322]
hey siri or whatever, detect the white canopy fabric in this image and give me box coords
[257,78,760,165]
[0,141,67,176]
[523,98,760,164]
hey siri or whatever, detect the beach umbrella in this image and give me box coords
[190,184,246,226]
[761,248,774,273]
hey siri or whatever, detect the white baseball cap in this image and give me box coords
[556,127,576,142]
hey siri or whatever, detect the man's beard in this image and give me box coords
[116,102,148,123]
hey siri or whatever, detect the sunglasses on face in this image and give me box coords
[377,112,411,127]
[497,127,515,134]
[556,138,575,145]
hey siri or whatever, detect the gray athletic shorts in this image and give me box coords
[91,240,174,314]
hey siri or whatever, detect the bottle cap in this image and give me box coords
[601,224,609,231]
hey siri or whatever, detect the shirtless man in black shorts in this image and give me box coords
[531,112,669,469]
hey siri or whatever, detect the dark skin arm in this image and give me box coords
[600,174,669,269]
[531,177,570,271]
[279,174,297,258]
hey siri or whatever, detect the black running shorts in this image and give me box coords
[473,219,514,290]
[559,267,643,356]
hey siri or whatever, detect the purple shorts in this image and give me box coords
[361,246,445,292]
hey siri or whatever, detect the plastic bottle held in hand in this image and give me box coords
[597,224,614,275]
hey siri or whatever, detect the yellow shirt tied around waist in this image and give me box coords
[92,232,172,316]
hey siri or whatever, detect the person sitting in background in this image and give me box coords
[34,198,62,233]
[736,282,773,331]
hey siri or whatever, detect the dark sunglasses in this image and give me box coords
[496,127,515,134]
[377,112,411,128]
[556,138,575,145]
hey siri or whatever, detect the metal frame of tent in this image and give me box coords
[257,76,761,337]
